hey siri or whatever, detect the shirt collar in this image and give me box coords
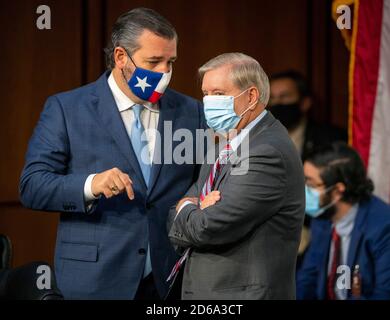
[334,203,358,237]
[230,110,268,151]
[107,72,159,113]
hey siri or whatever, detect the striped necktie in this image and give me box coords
[167,143,233,283]
[327,227,341,299]
[200,143,232,202]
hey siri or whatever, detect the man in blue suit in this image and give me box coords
[19,8,205,299]
[297,142,390,300]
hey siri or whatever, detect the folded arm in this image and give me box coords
[168,144,287,249]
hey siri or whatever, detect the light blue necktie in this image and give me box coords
[131,104,152,278]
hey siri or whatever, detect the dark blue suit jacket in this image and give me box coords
[297,196,390,300]
[19,72,206,299]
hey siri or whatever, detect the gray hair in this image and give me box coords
[104,8,178,70]
[198,52,270,105]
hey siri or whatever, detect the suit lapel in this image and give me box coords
[90,72,147,192]
[213,112,275,190]
[147,91,177,197]
[199,162,214,196]
[347,202,368,269]
[317,223,332,299]
[213,154,237,191]
[195,143,219,196]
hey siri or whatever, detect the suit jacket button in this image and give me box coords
[138,248,146,255]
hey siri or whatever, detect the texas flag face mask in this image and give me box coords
[126,55,172,104]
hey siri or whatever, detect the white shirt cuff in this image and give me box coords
[175,200,196,220]
[84,173,99,203]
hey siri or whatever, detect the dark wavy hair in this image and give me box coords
[305,142,374,204]
[104,8,177,70]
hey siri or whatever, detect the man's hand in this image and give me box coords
[176,197,198,212]
[91,167,134,200]
[200,191,220,210]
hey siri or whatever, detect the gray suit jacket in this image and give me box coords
[168,112,305,300]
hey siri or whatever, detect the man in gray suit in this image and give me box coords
[168,53,305,299]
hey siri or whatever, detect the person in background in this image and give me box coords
[269,70,347,161]
[269,70,347,266]
[297,142,390,300]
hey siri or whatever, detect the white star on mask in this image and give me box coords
[134,76,152,92]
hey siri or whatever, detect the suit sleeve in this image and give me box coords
[296,222,323,300]
[19,96,90,213]
[168,144,287,249]
[167,180,200,236]
[357,223,390,300]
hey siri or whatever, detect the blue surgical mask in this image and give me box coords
[203,89,257,133]
[305,185,337,218]
[123,51,172,104]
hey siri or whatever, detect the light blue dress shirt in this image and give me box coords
[328,204,358,300]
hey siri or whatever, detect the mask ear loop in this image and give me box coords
[234,87,259,118]
[120,47,137,83]
[239,99,259,118]
[318,184,339,212]
[121,47,137,67]
[234,88,249,99]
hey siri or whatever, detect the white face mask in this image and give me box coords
[203,88,257,133]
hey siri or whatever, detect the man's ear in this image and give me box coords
[114,47,128,69]
[333,182,346,201]
[248,87,260,107]
[301,96,312,113]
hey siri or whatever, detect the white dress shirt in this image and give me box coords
[83,72,159,204]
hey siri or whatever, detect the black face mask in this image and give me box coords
[268,102,303,130]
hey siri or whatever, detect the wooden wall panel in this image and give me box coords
[308,0,349,127]
[0,203,58,267]
[84,0,106,83]
[330,21,349,129]
[0,0,83,203]
[104,0,309,100]
[0,0,83,267]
